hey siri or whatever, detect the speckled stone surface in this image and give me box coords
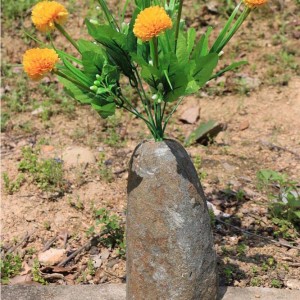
[2,285,300,300]
[126,140,218,300]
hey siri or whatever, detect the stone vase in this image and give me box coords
[126,139,218,300]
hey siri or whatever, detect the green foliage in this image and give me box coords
[102,114,125,148]
[32,259,47,285]
[2,173,25,194]
[98,153,114,183]
[88,208,125,257]
[0,254,22,284]
[208,209,216,228]
[272,218,298,240]
[223,266,234,284]
[193,155,207,180]
[2,0,36,22]
[43,0,254,141]
[271,279,282,288]
[76,258,96,283]
[18,147,65,193]
[257,170,300,228]
[1,113,10,132]
[250,277,261,287]
[236,243,247,256]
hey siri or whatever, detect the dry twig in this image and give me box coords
[43,235,58,252]
[6,231,32,254]
[58,230,108,267]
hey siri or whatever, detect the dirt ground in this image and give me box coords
[1,0,300,289]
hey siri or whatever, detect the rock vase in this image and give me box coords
[126,139,218,300]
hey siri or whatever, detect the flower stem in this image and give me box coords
[55,23,81,53]
[54,70,89,91]
[162,96,185,134]
[153,37,159,69]
[175,0,184,52]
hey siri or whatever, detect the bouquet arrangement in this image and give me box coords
[23,0,268,141]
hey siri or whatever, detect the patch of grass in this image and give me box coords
[68,196,84,211]
[87,208,125,258]
[2,0,36,25]
[193,155,208,181]
[250,277,261,287]
[102,114,126,148]
[257,170,300,234]
[208,209,216,228]
[98,153,114,183]
[2,173,25,194]
[271,279,282,288]
[26,247,36,256]
[0,254,22,284]
[1,113,10,132]
[18,146,66,193]
[32,259,47,285]
[43,221,51,231]
[76,258,96,283]
[236,243,247,256]
[223,266,234,285]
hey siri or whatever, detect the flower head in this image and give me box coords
[243,0,268,8]
[133,6,172,42]
[31,1,68,32]
[23,48,59,81]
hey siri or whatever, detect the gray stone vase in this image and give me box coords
[126,139,218,300]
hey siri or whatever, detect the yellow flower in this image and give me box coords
[23,48,59,81]
[31,1,68,32]
[243,0,268,8]
[133,6,172,42]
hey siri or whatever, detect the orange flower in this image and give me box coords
[133,6,172,42]
[31,1,68,32]
[243,0,268,8]
[23,48,59,81]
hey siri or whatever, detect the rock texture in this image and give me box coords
[126,140,218,300]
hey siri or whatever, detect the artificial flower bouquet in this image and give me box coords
[23,0,268,141]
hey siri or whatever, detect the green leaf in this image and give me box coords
[77,39,103,53]
[161,55,190,102]
[82,51,106,79]
[86,20,134,79]
[126,8,138,53]
[56,49,82,65]
[210,3,241,53]
[193,53,219,88]
[58,76,94,104]
[60,57,91,87]
[91,102,116,118]
[293,211,300,219]
[210,61,247,80]
[176,32,189,65]
[187,28,196,56]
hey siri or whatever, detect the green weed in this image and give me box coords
[3,173,25,194]
[98,153,114,183]
[193,155,208,180]
[271,279,282,288]
[0,254,22,284]
[236,243,247,256]
[18,146,65,193]
[223,266,234,285]
[250,277,261,287]
[1,113,10,132]
[257,170,300,231]
[102,115,125,148]
[32,259,47,285]
[2,0,36,25]
[87,208,125,258]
